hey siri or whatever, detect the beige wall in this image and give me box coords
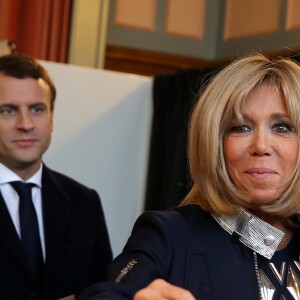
[68,0,109,68]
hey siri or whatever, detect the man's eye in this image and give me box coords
[0,107,15,115]
[31,106,45,113]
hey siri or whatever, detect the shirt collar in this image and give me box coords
[0,163,43,188]
[212,209,284,259]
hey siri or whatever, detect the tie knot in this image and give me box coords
[10,181,33,198]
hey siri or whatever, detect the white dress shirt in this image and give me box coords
[0,163,45,260]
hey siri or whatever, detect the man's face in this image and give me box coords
[0,73,53,179]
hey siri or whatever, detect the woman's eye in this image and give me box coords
[228,125,250,133]
[273,122,293,133]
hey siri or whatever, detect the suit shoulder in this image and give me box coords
[44,166,95,191]
[42,165,101,207]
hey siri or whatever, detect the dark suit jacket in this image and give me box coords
[0,164,112,300]
[78,205,300,300]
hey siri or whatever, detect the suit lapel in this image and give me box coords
[41,166,69,286]
[0,192,29,274]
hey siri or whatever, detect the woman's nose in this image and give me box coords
[249,129,273,156]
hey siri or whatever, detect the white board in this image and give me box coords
[41,60,153,256]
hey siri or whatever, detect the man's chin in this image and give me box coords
[10,158,42,171]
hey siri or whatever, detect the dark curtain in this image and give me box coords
[145,67,222,211]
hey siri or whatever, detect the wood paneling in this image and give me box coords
[166,0,206,39]
[115,0,156,31]
[104,44,227,76]
[223,0,280,40]
[286,0,300,30]
[104,44,300,77]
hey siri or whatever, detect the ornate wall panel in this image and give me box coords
[67,0,300,75]
[165,0,206,39]
[286,0,300,30]
[115,0,157,31]
[223,0,280,40]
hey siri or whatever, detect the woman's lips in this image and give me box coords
[245,168,277,178]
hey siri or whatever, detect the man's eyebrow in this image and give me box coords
[0,103,17,107]
[29,102,47,106]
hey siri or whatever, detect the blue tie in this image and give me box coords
[10,181,44,288]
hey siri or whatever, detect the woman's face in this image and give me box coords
[223,82,299,205]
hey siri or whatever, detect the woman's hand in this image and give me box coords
[133,279,196,300]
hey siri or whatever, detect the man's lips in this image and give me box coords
[13,138,38,146]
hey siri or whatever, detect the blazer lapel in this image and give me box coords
[41,166,69,286]
[0,192,29,274]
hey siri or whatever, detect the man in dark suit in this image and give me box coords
[0,54,112,300]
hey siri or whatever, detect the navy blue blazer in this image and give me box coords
[79,205,273,300]
[0,164,112,300]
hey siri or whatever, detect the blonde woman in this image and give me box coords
[81,53,300,300]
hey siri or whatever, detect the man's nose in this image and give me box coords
[17,112,34,130]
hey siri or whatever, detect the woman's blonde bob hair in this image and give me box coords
[181,53,300,224]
